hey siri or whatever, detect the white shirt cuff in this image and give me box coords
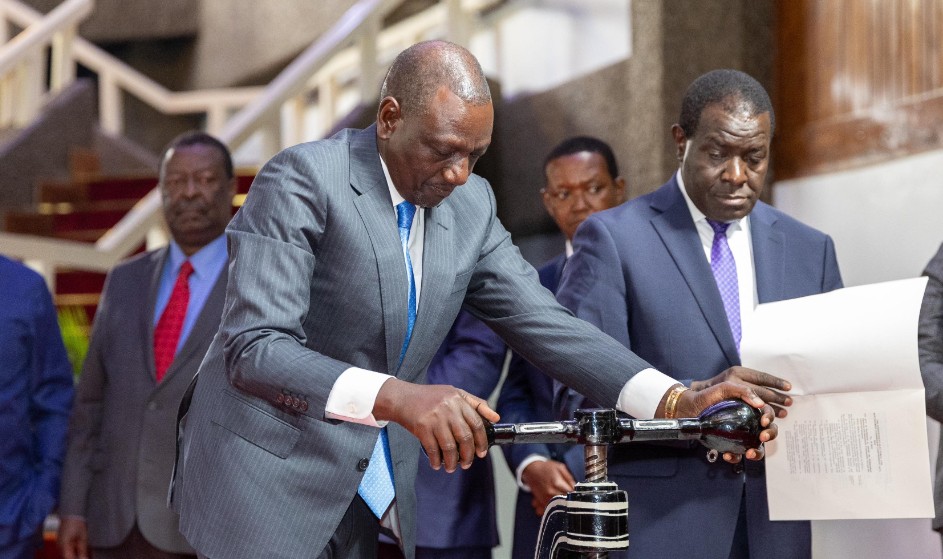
[515,454,549,492]
[325,367,393,427]
[617,368,679,419]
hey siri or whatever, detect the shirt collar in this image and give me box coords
[379,155,405,209]
[675,170,750,233]
[167,234,228,279]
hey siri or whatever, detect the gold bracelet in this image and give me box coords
[664,384,689,419]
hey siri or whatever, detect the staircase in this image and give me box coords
[4,166,255,321]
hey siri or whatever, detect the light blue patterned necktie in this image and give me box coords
[358,200,417,519]
[707,219,741,351]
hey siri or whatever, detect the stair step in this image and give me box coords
[11,172,257,321]
[56,270,107,295]
[39,174,255,204]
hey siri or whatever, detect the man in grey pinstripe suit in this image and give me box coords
[170,40,779,559]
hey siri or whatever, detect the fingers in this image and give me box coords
[465,393,499,423]
[759,421,778,443]
[752,386,793,409]
[460,393,498,459]
[420,390,496,472]
[557,464,577,489]
[676,381,763,418]
[728,367,792,391]
[722,452,742,464]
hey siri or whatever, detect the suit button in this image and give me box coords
[276,393,285,404]
[147,402,158,411]
[300,401,308,412]
[292,397,301,409]
[357,458,370,471]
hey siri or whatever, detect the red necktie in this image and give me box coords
[153,260,194,382]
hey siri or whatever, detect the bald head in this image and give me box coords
[380,40,492,116]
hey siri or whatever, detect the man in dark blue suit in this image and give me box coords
[556,70,843,559]
[0,256,75,558]
[412,136,627,559]
[496,136,627,559]
[413,311,505,559]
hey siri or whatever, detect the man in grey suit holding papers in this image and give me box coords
[171,40,779,559]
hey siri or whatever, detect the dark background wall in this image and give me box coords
[491,0,774,262]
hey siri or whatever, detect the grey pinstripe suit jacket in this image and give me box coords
[918,243,943,531]
[170,125,651,559]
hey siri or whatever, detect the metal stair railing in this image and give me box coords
[0,0,502,288]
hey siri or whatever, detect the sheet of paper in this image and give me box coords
[740,277,933,520]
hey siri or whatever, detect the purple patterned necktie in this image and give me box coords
[707,220,741,350]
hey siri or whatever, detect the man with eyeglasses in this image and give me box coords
[496,135,627,559]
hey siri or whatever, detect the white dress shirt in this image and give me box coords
[675,171,758,335]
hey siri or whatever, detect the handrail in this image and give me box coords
[0,0,500,288]
[0,0,91,127]
[1,0,264,136]
[0,0,90,75]
[220,0,398,150]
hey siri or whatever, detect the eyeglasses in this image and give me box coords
[542,183,613,204]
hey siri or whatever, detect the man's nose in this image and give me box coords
[443,157,470,186]
[182,176,201,198]
[569,190,591,211]
[723,157,748,187]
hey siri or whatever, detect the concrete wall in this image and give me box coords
[492,0,774,258]
[23,0,199,42]
[188,1,358,89]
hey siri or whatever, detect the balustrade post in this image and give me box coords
[99,71,123,135]
[50,25,77,92]
[24,259,57,292]
[445,0,471,47]
[357,10,381,103]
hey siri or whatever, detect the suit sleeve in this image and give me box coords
[822,235,844,292]
[216,147,353,419]
[553,216,630,418]
[26,276,74,524]
[460,185,652,415]
[921,245,943,422]
[59,271,114,517]
[426,309,505,399]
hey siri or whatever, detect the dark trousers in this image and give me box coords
[0,533,41,559]
[92,523,196,559]
[382,544,492,559]
[728,486,750,559]
[198,496,378,559]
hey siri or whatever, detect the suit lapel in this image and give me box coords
[548,253,566,292]
[649,180,739,366]
[749,202,785,304]
[402,203,456,376]
[143,248,168,384]
[349,125,411,375]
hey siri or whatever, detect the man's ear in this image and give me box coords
[670,124,687,162]
[613,176,628,203]
[377,97,401,140]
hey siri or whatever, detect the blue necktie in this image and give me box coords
[707,220,741,350]
[358,200,417,519]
